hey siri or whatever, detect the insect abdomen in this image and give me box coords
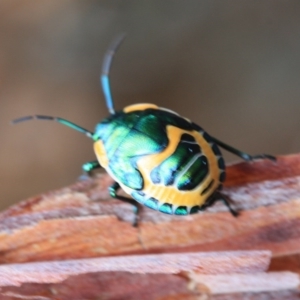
[123,125,224,215]
[150,133,209,190]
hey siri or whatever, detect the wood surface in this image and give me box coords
[0,154,300,299]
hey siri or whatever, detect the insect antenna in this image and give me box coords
[101,33,126,115]
[12,115,94,139]
[12,35,127,136]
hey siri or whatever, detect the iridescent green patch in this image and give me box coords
[131,191,146,204]
[144,197,159,210]
[177,155,209,191]
[134,109,193,131]
[150,134,202,186]
[159,203,173,214]
[134,114,167,146]
[110,160,143,190]
[94,112,137,142]
[82,161,99,172]
[174,206,188,215]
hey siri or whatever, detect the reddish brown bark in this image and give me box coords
[0,154,300,299]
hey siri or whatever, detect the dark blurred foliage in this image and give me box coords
[1,1,300,209]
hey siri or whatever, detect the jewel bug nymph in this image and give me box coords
[13,34,276,223]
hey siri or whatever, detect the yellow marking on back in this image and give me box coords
[123,103,158,113]
[120,125,221,208]
[94,140,109,169]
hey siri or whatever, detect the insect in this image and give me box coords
[13,34,276,223]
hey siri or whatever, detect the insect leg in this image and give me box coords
[214,191,239,217]
[202,192,239,217]
[82,160,101,172]
[210,136,276,162]
[109,182,140,226]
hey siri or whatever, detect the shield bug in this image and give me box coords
[13,34,276,223]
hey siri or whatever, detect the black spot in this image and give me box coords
[211,143,222,157]
[202,131,212,143]
[201,179,214,196]
[190,206,199,214]
[181,133,195,143]
[219,171,226,183]
[217,157,225,170]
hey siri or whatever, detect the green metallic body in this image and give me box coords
[93,107,224,215]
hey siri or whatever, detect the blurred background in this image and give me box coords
[1,1,300,210]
